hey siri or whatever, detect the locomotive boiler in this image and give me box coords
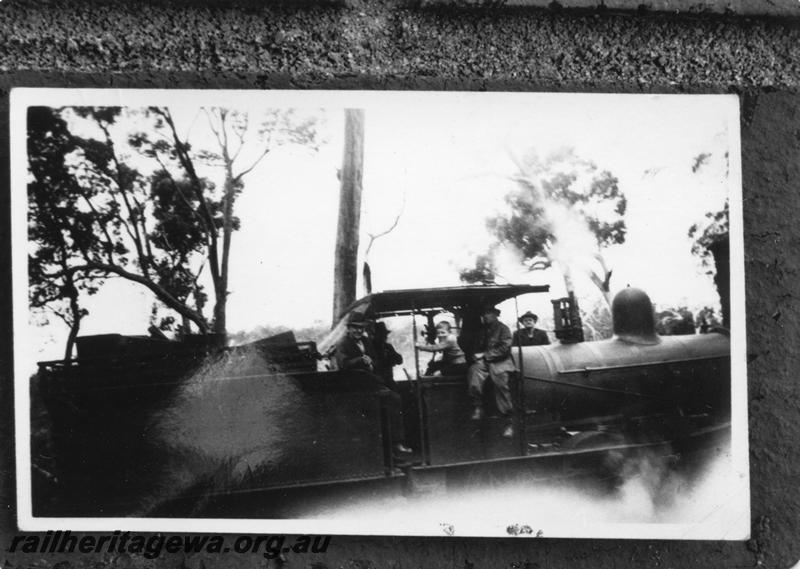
[519,287,730,443]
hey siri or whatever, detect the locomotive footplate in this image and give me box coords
[402,420,731,497]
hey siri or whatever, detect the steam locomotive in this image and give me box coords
[33,285,730,518]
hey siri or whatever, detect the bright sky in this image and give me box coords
[15,90,740,365]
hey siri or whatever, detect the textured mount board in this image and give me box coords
[1,0,799,567]
[419,0,800,17]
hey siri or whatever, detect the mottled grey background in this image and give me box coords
[1,0,799,567]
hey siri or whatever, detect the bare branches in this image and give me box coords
[229,112,248,164]
[233,145,271,182]
[364,192,406,259]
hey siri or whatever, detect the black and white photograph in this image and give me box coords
[12,89,748,538]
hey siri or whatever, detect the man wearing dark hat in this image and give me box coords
[468,305,517,437]
[335,312,376,372]
[335,313,413,458]
[512,311,550,347]
[372,321,403,388]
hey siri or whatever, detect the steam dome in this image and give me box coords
[612,287,660,345]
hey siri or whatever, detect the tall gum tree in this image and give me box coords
[27,106,104,359]
[64,106,212,333]
[332,109,365,324]
[461,147,626,307]
[132,107,321,334]
[29,105,322,344]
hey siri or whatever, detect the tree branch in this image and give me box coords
[61,262,210,333]
[203,108,226,153]
[229,113,249,164]
[157,108,222,287]
[45,305,73,327]
[150,152,209,234]
[95,118,151,277]
[75,190,115,264]
[364,192,406,258]
[233,146,271,182]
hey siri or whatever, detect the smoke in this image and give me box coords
[488,244,541,284]
[509,150,612,298]
[543,201,605,294]
[292,443,743,537]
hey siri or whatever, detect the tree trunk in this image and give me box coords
[216,110,236,336]
[214,171,235,335]
[332,109,365,324]
[588,270,613,308]
[708,238,730,329]
[62,259,82,360]
[64,317,80,361]
[363,261,372,295]
[213,294,227,335]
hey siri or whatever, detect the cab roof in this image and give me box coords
[342,284,550,319]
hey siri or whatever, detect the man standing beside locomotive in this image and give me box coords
[468,306,516,438]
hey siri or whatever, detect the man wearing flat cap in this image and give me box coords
[468,305,516,437]
[512,311,550,347]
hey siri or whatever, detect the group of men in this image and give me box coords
[334,305,549,444]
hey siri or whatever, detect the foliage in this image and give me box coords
[490,148,626,261]
[688,199,729,270]
[655,306,696,336]
[28,105,322,348]
[462,147,626,305]
[581,300,613,341]
[695,305,723,332]
[458,249,497,285]
[27,106,104,358]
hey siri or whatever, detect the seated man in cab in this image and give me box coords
[335,313,413,458]
[416,320,468,376]
[512,311,550,346]
[335,312,377,372]
[468,306,516,438]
